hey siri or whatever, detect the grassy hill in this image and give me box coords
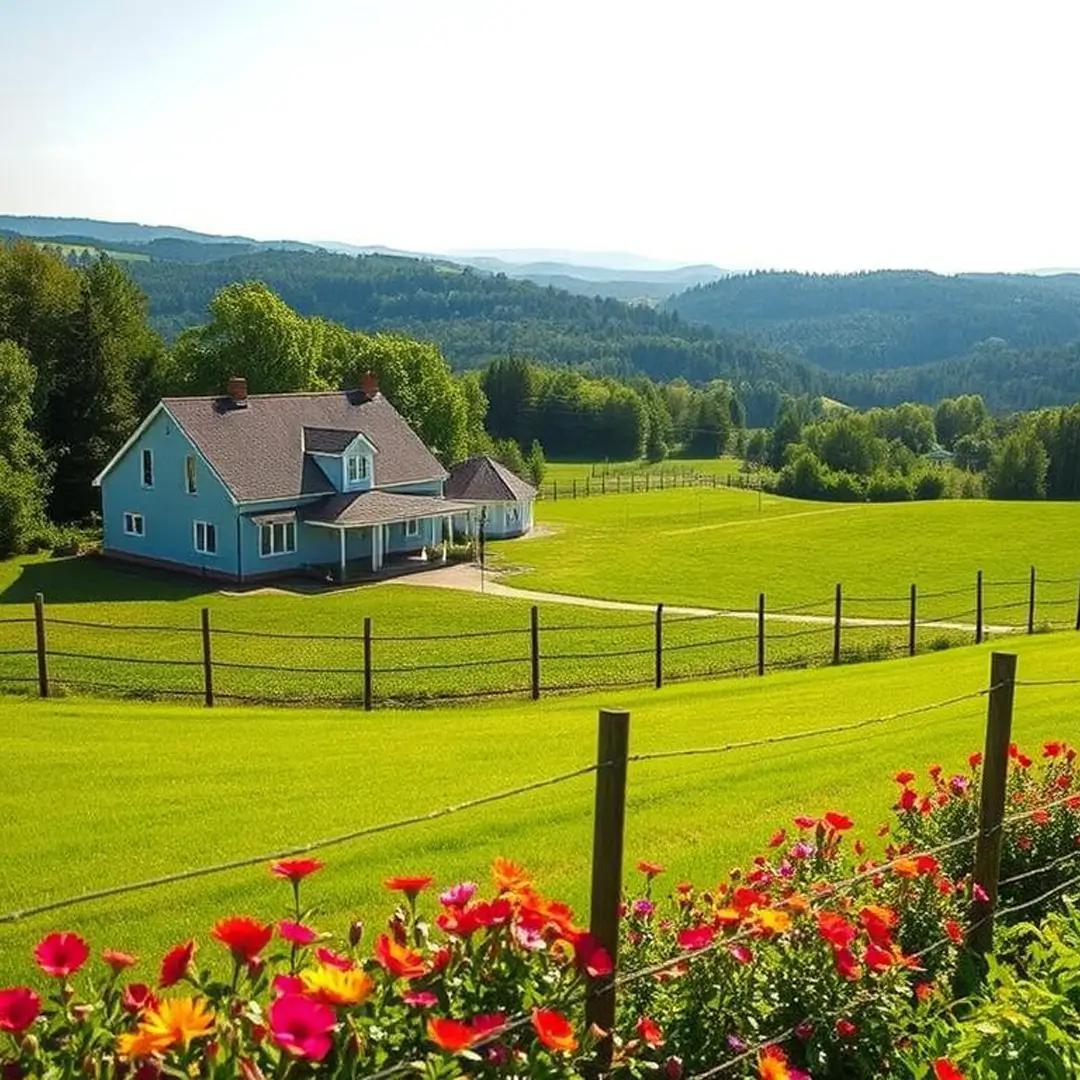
[0,631,1073,982]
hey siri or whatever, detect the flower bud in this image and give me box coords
[246,956,264,980]
[72,1005,93,1025]
[82,1054,96,1076]
[348,919,364,947]
[665,1056,684,1079]
[19,1035,38,1056]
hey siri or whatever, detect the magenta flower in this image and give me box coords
[402,990,438,1008]
[438,881,477,907]
[269,993,335,1061]
[632,898,655,918]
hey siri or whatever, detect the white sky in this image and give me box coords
[2,0,1078,272]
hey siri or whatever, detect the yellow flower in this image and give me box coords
[137,996,215,1049]
[116,1027,172,1059]
[755,909,792,935]
[300,964,374,1006]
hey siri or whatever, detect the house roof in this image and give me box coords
[303,427,364,454]
[302,490,473,528]
[444,456,537,502]
[161,391,447,503]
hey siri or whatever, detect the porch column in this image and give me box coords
[370,525,378,574]
[339,528,346,582]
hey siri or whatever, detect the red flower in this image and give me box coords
[767,829,786,848]
[121,982,158,1015]
[277,921,318,946]
[863,944,893,972]
[1044,741,1063,758]
[373,933,426,979]
[833,946,861,981]
[793,815,817,829]
[34,932,89,978]
[817,911,856,949]
[968,752,982,769]
[823,811,853,832]
[570,931,613,977]
[835,1018,857,1039]
[102,949,137,973]
[427,1017,477,1052]
[676,925,716,951]
[1031,808,1050,825]
[531,1008,577,1052]
[159,940,195,988]
[270,858,323,881]
[944,919,963,944]
[0,987,40,1033]
[1016,753,1033,768]
[914,981,934,1001]
[637,860,665,877]
[897,787,918,811]
[894,770,915,785]
[314,947,353,971]
[933,1059,965,1080]
[728,943,753,964]
[384,875,433,899]
[636,1016,664,1047]
[269,993,335,1061]
[212,917,273,963]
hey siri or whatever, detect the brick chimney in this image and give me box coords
[227,376,248,407]
[360,370,379,400]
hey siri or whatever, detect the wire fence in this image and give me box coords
[0,565,1076,709]
[535,469,760,501]
[1,650,1077,1078]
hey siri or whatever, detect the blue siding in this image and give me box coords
[101,408,241,576]
[451,500,533,539]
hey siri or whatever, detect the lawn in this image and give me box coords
[496,487,1080,620]
[0,632,1076,983]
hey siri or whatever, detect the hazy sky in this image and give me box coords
[2,0,1078,272]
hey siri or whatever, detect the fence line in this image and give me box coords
[2,564,1078,708]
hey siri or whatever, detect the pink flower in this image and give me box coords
[269,994,335,1061]
[972,882,989,903]
[676,925,716,951]
[632,898,655,918]
[314,947,353,971]
[277,921,318,947]
[271,974,303,997]
[34,932,89,978]
[438,882,477,907]
[728,943,753,964]
[402,990,439,1008]
[0,987,40,1034]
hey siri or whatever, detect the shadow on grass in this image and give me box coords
[0,554,213,606]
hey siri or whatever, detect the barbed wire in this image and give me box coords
[0,762,601,925]
[1015,678,1080,687]
[46,649,203,667]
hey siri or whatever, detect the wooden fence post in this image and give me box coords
[908,584,917,658]
[1076,572,1080,631]
[200,607,214,707]
[530,605,540,701]
[654,603,663,689]
[586,707,631,1072]
[552,482,558,502]
[601,474,606,495]
[969,651,1017,956]
[832,583,842,665]
[363,617,372,711]
[573,479,578,499]
[1027,565,1036,635]
[646,473,651,492]
[586,477,591,497]
[33,592,48,699]
[975,569,984,645]
[757,592,766,676]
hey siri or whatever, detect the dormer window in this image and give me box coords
[345,453,368,487]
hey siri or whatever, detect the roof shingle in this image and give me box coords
[162,391,446,502]
[445,456,537,502]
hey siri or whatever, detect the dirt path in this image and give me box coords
[384,562,1018,634]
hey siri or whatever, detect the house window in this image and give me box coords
[193,521,217,555]
[141,449,154,489]
[259,521,296,557]
[507,505,520,524]
[184,455,197,494]
[346,454,368,486]
[123,512,144,537]
[404,518,419,538]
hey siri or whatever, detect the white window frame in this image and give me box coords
[193,520,217,555]
[345,454,368,487]
[506,504,520,524]
[184,455,197,495]
[123,511,144,537]
[141,448,154,489]
[258,520,297,558]
[404,518,420,539]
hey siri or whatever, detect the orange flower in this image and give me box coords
[384,875,433,899]
[755,909,791,936]
[758,1045,793,1080]
[300,965,374,1006]
[137,997,215,1049]
[783,894,809,914]
[492,857,531,894]
[427,1016,477,1052]
[116,1027,172,1059]
[636,860,664,877]
[373,934,426,979]
[531,1008,577,1052]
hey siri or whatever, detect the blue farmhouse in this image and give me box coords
[92,373,531,583]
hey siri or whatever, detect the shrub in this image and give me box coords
[866,470,914,502]
[913,470,947,501]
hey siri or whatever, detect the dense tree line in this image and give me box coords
[747,393,1080,502]
[670,269,1080,372]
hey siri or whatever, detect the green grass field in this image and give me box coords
[497,487,1080,620]
[0,633,1076,983]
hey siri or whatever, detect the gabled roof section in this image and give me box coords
[160,391,447,502]
[303,427,363,454]
[445,456,537,502]
[303,491,473,528]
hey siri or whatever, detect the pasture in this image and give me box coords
[1,632,1077,983]
[498,486,1080,618]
